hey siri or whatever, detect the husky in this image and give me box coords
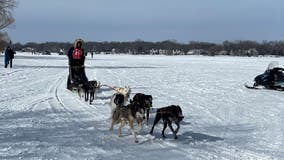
[84,80,100,104]
[132,93,153,125]
[109,86,131,115]
[113,86,131,103]
[68,83,85,99]
[109,95,145,143]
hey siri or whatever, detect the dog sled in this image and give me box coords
[245,61,284,91]
[67,70,131,105]
[67,75,185,143]
[68,79,100,105]
[67,66,101,104]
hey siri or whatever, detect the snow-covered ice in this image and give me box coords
[1,52,284,160]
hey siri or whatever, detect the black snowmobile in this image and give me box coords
[245,61,284,91]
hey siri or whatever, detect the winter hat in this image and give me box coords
[74,38,84,48]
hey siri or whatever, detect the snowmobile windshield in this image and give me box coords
[266,61,279,70]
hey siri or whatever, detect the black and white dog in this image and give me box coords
[132,93,153,125]
[149,105,184,139]
[84,80,100,104]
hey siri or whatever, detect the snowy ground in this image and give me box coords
[0,52,284,160]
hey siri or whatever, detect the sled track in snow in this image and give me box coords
[51,73,96,117]
[54,76,74,115]
[0,70,24,77]
[54,77,65,107]
[29,97,54,111]
[45,73,74,115]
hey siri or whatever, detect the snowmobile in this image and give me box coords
[245,61,284,91]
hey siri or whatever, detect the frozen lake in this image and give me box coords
[0,53,284,159]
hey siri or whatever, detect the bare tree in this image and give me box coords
[0,0,16,30]
[0,32,9,50]
[0,0,16,50]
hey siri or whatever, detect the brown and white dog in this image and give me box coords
[110,86,131,115]
[113,86,131,97]
[149,105,184,139]
[68,83,85,99]
[109,94,145,143]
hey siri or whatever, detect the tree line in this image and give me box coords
[11,40,284,56]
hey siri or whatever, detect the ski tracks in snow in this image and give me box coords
[1,54,284,159]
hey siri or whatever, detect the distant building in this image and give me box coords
[246,48,259,56]
[186,49,203,55]
[21,47,35,53]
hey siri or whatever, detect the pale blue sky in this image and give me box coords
[4,0,284,43]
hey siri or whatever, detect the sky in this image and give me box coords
[4,0,284,43]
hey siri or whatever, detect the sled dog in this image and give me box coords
[110,86,131,115]
[113,86,131,102]
[68,83,85,99]
[132,93,153,125]
[84,80,100,104]
[109,95,145,143]
[150,105,184,139]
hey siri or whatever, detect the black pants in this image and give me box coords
[67,66,89,88]
[9,59,13,68]
[4,59,13,68]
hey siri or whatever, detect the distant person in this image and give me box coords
[9,47,15,68]
[4,47,10,68]
[4,46,15,68]
[91,52,94,58]
[67,39,89,90]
